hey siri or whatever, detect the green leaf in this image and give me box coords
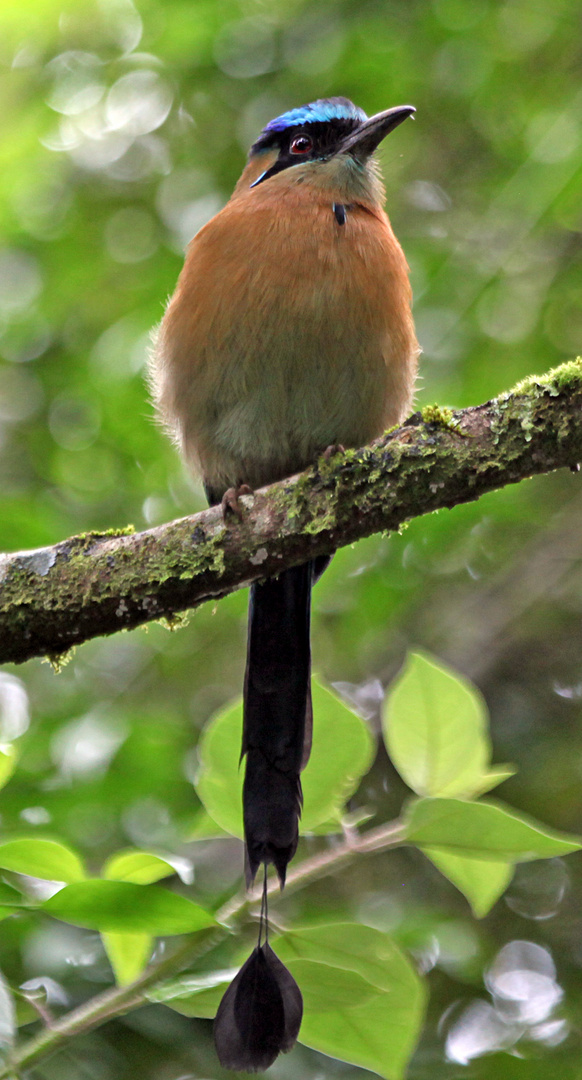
[102,850,177,885]
[405,797,582,861]
[195,679,375,838]
[154,925,425,1077]
[194,700,243,838]
[0,883,29,907]
[0,745,18,792]
[301,682,376,830]
[383,651,513,798]
[0,839,85,883]
[273,923,414,992]
[422,848,513,917]
[13,995,39,1030]
[0,968,15,1053]
[102,931,153,985]
[470,766,516,796]
[302,994,417,1080]
[41,880,216,935]
[186,809,230,841]
[274,924,425,1080]
[283,959,377,1011]
[162,956,378,1020]
[148,969,234,1019]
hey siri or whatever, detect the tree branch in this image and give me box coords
[0,819,405,1077]
[1,359,581,665]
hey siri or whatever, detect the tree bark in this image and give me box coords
[1,359,581,665]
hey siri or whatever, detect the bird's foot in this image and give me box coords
[221,483,253,519]
[322,443,345,462]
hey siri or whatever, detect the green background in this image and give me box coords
[1,0,582,1076]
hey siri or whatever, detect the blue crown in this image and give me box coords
[263,97,367,134]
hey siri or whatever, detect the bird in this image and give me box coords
[151,96,419,894]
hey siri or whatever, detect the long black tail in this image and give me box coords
[242,561,316,888]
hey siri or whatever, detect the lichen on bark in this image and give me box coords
[1,358,581,665]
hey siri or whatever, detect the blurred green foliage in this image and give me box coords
[1,0,582,1076]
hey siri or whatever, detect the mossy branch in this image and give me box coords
[1,358,582,665]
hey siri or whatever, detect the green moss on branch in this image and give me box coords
[1,358,582,664]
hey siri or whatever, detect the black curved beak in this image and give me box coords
[337,104,415,160]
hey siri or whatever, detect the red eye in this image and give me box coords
[290,133,313,155]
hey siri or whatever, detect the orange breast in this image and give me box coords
[152,169,418,493]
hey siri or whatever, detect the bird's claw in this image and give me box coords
[322,443,345,462]
[221,483,253,519]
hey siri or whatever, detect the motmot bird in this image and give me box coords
[151,97,419,890]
